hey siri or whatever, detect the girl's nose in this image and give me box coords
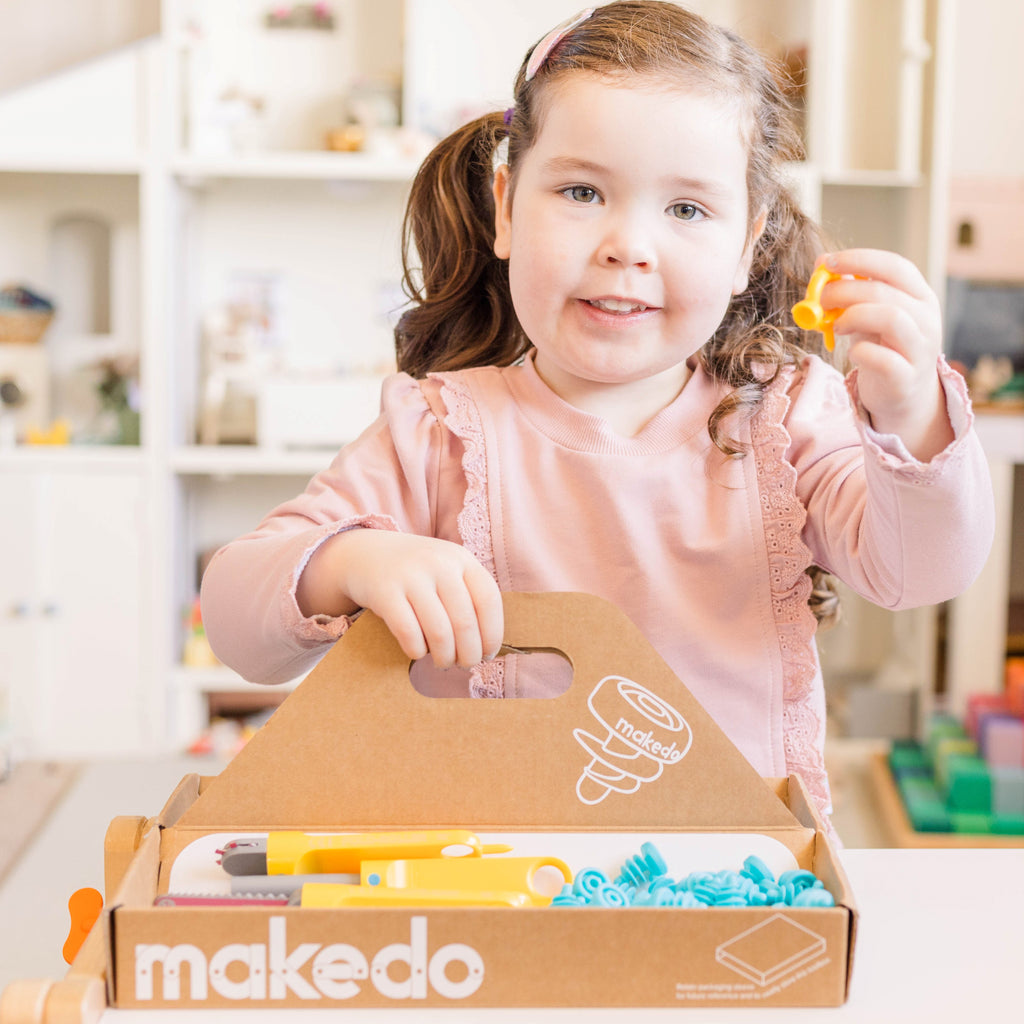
[597,216,657,270]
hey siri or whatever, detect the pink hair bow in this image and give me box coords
[525,7,596,81]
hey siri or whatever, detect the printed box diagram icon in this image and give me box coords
[715,914,827,986]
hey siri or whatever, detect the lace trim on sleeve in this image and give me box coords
[435,373,505,699]
[290,513,398,644]
[845,355,975,482]
[750,371,833,824]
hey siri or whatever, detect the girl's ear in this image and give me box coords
[493,163,513,260]
[732,206,768,295]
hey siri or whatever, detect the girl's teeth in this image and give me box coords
[590,298,646,314]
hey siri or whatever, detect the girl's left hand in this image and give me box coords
[820,248,953,462]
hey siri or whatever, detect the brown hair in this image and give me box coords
[396,1,838,625]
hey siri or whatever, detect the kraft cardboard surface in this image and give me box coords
[176,592,800,831]
[98,591,855,1010]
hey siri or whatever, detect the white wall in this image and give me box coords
[950,1,1024,174]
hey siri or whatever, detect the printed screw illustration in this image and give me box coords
[573,676,692,804]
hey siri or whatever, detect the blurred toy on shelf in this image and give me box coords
[0,284,55,445]
[265,3,336,30]
[25,419,71,446]
[886,696,1024,837]
[183,596,219,669]
[0,284,55,345]
[185,600,219,670]
[324,123,365,152]
[965,354,1018,406]
[91,356,140,445]
[198,272,284,445]
[187,707,276,761]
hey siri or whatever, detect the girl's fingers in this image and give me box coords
[466,565,505,661]
[402,582,459,669]
[379,594,431,663]
[846,336,914,383]
[823,248,934,302]
[433,571,486,668]
[833,302,926,358]
[343,532,500,669]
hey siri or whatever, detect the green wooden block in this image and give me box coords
[889,741,929,776]
[926,717,968,766]
[898,775,952,832]
[944,755,992,813]
[992,815,1024,835]
[950,810,994,834]
[934,738,978,789]
[992,767,1024,817]
[909,805,954,832]
[926,714,965,744]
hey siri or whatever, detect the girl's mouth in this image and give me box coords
[586,298,651,315]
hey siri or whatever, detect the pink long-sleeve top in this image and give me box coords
[201,351,993,818]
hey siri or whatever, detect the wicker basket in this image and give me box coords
[0,309,54,345]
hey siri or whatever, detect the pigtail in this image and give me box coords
[396,113,527,378]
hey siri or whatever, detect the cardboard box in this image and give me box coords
[103,592,856,1010]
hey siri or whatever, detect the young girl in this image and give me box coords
[201,1,993,828]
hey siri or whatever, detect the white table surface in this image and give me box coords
[2,758,1022,1023]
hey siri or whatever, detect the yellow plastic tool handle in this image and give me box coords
[265,829,512,875]
[791,265,841,351]
[360,856,572,906]
[299,882,532,908]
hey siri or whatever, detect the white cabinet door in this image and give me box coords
[0,469,41,759]
[0,466,149,758]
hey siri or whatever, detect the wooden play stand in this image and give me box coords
[0,815,150,1024]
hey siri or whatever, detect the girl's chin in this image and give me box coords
[534,353,691,394]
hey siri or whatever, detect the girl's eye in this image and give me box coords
[669,202,704,221]
[562,185,600,204]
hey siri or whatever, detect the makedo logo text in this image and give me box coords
[573,675,693,804]
[134,916,483,1002]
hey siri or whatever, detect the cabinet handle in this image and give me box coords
[8,602,29,618]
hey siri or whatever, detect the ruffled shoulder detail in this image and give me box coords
[433,372,505,699]
[750,367,832,820]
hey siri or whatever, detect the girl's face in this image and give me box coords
[494,74,760,430]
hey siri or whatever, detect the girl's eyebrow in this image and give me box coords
[540,155,736,198]
[540,156,608,177]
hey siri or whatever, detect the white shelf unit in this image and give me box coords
[0,0,957,756]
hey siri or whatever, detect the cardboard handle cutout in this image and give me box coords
[177,592,799,831]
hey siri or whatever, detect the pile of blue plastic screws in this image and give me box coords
[551,842,835,908]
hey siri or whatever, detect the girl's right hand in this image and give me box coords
[296,528,505,669]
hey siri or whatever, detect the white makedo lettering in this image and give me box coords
[210,942,267,1000]
[134,916,484,1002]
[613,718,686,763]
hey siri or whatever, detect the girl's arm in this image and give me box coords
[786,352,993,611]
[200,375,502,683]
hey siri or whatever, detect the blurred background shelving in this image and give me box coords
[1,0,1021,763]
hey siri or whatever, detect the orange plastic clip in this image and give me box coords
[63,887,103,965]
[792,265,842,351]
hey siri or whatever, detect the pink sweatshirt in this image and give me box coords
[201,351,993,819]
